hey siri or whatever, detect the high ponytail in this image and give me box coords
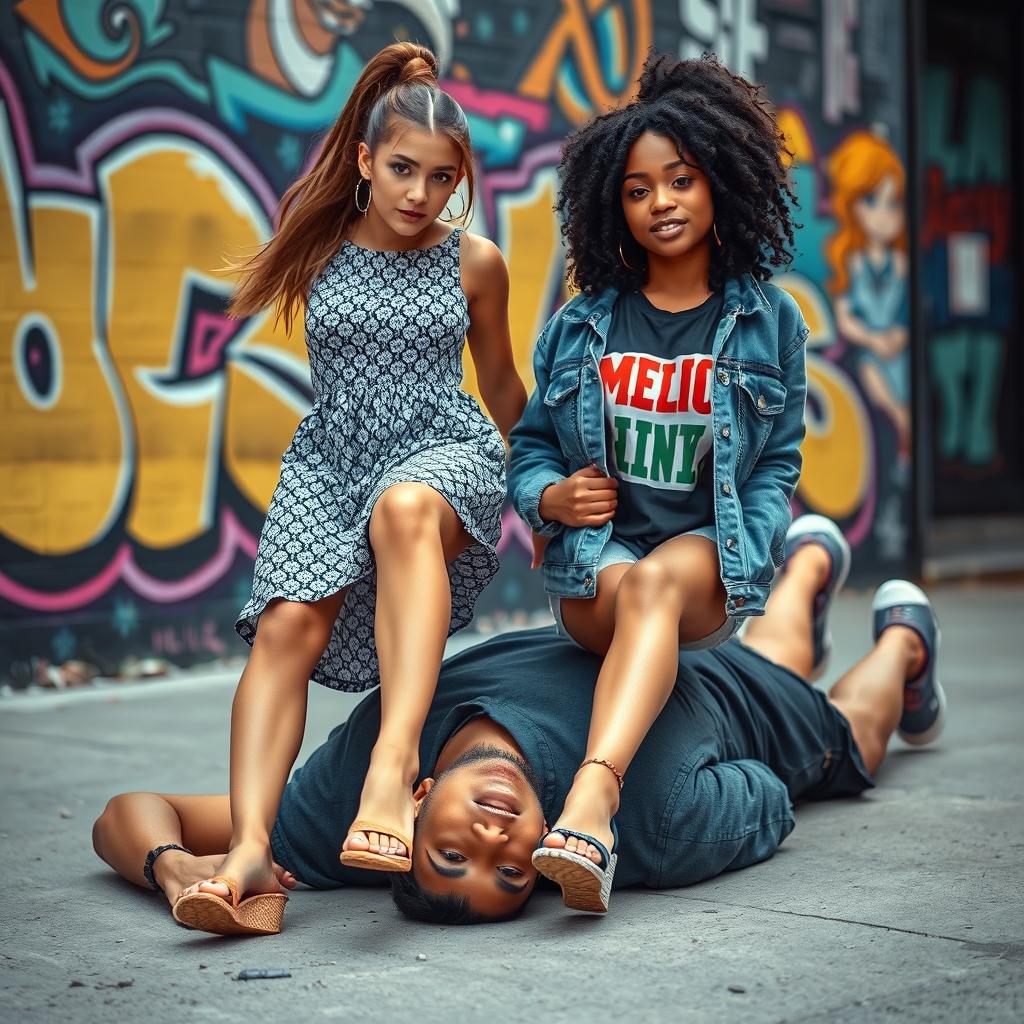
[227,42,473,332]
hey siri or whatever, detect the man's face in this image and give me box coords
[411,746,546,918]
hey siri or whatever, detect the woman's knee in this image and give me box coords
[616,558,684,614]
[369,484,440,548]
[92,792,137,855]
[256,599,332,661]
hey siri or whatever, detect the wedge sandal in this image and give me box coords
[172,875,287,936]
[532,821,619,913]
[339,818,413,872]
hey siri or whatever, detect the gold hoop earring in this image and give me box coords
[618,241,641,271]
[354,177,371,216]
[444,190,467,222]
[713,221,722,247]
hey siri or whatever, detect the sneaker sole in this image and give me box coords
[871,580,945,746]
[787,515,852,680]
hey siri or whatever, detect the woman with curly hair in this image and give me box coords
[508,52,812,912]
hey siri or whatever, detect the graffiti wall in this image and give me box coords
[923,2,1023,518]
[0,0,909,686]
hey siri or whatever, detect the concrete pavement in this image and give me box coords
[2,582,1023,1023]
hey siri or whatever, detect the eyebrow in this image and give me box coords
[427,854,528,894]
[393,152,458,172]
[623,158,698,182]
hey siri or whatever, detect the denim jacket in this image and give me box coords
[507,275,808,618]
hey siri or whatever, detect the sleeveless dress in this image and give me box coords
[235,229,506,691]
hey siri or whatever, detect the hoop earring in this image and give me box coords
[618,240,641,271]
[712,221,723,248]
[354,177,371,216]
[444,190,467,222]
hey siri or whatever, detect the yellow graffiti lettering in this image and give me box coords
[463,171,562,397]
[1,124,308,557]
[776,274,871,519]
[0,134,125,554]
[101,144,302,547]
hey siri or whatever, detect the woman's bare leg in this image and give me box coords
[545,535,727,862]
[342,483,473,859]
[183,590,345,902]
[91,792,296,908]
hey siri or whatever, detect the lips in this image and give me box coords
[398,209,425,220]
[651,218,687,235]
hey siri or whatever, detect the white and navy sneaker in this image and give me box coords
[872,580,946,746]
[784,514,852,680]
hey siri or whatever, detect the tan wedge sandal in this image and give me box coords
[172,875,287,936]
[339,819,413,872]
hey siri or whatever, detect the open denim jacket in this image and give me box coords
[507,275,808,618]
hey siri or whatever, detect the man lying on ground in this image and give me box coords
[93,515,945,927]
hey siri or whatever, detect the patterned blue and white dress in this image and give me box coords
[236,229,506,691]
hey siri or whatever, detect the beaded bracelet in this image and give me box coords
[143,843,193,892]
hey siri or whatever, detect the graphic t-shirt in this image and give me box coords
[600,289,723,550]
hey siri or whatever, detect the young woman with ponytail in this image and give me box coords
[171,42,526,936]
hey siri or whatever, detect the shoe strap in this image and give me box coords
[544,827,613,871]
[207,875,239,908]
[347,818,413,852]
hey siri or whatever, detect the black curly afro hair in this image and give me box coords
[556,50,797,295]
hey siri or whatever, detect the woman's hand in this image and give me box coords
[539,466,618,528]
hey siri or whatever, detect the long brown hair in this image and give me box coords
[228,42,475,332]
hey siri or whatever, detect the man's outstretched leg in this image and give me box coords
[829,581,945,773]
[92,793,296,910]
[743,514,852,680]
[743,515,944,775]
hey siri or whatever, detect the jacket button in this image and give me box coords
[584,576,593,587]
[722,482,732,496]
[757,394,767,411]
[717,369,730,386]
[734,597,746,607]
[721,425,730,439]
[725,537,737,549]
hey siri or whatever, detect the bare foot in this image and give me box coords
[169,841,294,908]
[542,762,619,864]
[341,749,418,861]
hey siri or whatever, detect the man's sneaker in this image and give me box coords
[784,514,852,680]
[871,580,946,746]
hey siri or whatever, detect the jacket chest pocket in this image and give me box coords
[544,362,588,466]
[736,369,787,469]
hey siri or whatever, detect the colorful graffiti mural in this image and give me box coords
[1,0,912,686]
[922,50,1015,514]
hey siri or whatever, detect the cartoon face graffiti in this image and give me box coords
[853,173,905,251]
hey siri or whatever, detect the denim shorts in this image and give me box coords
[549,528,742,652]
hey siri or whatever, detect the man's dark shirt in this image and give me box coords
[271,628,871,890]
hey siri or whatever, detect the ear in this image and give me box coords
[413,777,434,816]
[356,141,373,180]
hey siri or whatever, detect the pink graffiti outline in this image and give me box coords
[0,62,279,212]
[477,139,563,231]
[440,80,551,133]
[0,61,284,611]
[0,510,258,612]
